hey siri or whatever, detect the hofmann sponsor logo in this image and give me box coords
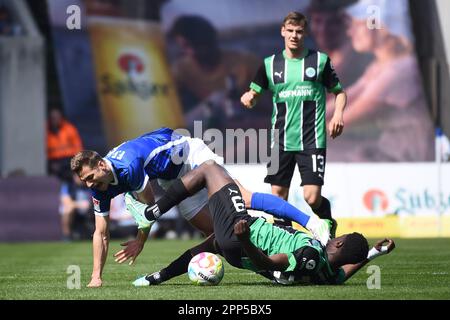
[278,87,313,99]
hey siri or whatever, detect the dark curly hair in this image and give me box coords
[340,232,369,264]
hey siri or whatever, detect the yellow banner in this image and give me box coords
[88,17,184,147]
[331,216,450,238]
[293,216,450,238]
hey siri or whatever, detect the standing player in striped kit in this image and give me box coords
[241,12,347,233]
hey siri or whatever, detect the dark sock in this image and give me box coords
[158,179,190,213]
[144,204,161,221]
[144,179,190,221]
[146,249,193,284]
[312,196,332,220]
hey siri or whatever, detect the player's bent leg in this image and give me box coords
[303,185,322,209]
[303,185,335,239]
[178,160,232,198]
[234,180,331,244]
[198,161,234,197]
[188,206,214,236]
[234,179,253,208]
[269,185,291,226]
[271,185,290,200]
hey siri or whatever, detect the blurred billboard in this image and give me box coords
[47,0,435,162]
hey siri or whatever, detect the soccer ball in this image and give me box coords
[187,252,224,285]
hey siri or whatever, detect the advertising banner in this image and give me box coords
[48,0,435,162]
[226,163,450,237]
[87,17,184,147]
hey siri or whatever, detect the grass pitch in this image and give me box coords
[0,238,449,300]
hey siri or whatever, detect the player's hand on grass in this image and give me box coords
[87,277,102,288]
[374,238,395,253]
[234,220,250,242]
[114,239,144,265]
[328,114,344,139]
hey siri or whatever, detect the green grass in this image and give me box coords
[0,238,449,300]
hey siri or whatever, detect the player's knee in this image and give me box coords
[202,159,218,168]
[272,186,289,200]
[239,187,252,208]
[197,160,219,174]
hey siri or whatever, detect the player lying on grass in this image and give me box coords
[71,127,331,287]
[126,161,395,286]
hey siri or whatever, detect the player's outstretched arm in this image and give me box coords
[88,215,110,288]
[341,238,395,283]
[114,183,156,265]
[234,220,289,271]
[114,227,149,265]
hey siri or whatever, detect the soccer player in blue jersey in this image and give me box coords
[71,127,222,287]
[71,127,331,287]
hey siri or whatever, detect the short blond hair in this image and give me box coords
[70,150,103,175]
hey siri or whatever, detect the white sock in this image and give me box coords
[305,215,321,231]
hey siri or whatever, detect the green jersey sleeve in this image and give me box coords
[286,252,298,272]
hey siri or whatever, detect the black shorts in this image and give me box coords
[264,148,326,187]
[208,183,257,268]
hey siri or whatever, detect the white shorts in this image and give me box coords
[157,138,224,221]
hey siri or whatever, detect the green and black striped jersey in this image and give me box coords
[241,218,345,285]
[250,49,342,151]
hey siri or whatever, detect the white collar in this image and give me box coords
[104,158,118,185]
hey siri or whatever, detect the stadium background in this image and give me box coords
[0,0,450,302]
[0,0,449,241]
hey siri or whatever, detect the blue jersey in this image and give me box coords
[92,127,188,215]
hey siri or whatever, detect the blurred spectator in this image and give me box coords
[0,4,22,36]
[307,0,373,87]
[47,108,83,182]
[59,173,93,241]
[168,15,261,132]
[109,193,138,239]
[327,0,435,162]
